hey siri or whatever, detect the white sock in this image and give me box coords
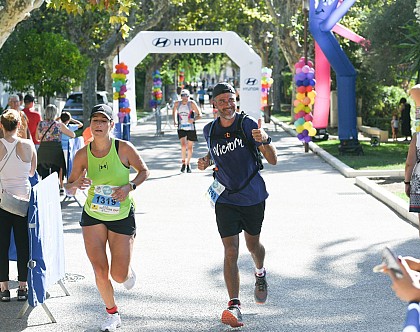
[255,267,266,276]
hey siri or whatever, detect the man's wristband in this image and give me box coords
[262,136,272,145]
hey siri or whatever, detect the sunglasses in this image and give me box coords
[181,94,189,97]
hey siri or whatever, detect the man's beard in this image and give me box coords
[219,107,236,120]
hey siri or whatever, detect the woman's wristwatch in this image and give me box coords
[404,181,411,185]
[129,181,137,190]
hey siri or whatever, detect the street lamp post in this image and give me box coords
[303,0,310,65]
[303,0,310,152]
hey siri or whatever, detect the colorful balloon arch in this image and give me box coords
[112,62,131,123]
[294,58,317,143]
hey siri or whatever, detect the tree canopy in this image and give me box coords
[0,29,88,102]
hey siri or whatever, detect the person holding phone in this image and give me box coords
[385,256,420,302]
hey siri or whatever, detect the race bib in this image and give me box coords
[90,185,120,214]
[180,123,192,129]
[205,179,225,208]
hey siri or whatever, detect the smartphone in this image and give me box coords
[382,247,403,279]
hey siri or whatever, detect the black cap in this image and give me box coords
[90,104,113,120]
[212,82,236,99]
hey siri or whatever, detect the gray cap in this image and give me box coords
[212,82,236,99]
[90,104,113,120]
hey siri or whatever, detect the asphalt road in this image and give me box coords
[1,106,419,331]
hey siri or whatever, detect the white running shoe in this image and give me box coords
[101,312,121,332]
[123,266,136,290]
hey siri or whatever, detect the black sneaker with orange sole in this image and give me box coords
[254,273,268,304]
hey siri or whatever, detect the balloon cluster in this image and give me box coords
[261,67,274,108]
[293,57,317,143]
[150,70,163,108]
[179,69,185,88]
[112,62,130,123]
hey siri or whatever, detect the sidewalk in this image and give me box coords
[1,107,418,331]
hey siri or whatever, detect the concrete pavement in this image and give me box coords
[1,107,419,331]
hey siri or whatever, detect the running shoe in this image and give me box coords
[221,301,243,328]
[180,164,186,173]
[0,289,10,302]
[101,312,121,332]
[254,273,268,304]
[123,266,136,290]
[186,165,191,173]
[17,288,28,301]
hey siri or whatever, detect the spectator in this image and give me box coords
[36,104,75,194]
[391,114,399,142]
[399,97,412,141]
[197,86,206,112]
[0,95,31,140]
[82,126,93,145]
[22,94,42,149]
[385,256,420,302]
[60,111,83,193]
[60,111,83,152]
[0,109,37,302]
[404,130,420,234]
[17,93,24,110]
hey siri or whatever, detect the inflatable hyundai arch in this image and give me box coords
[113,31,262,121]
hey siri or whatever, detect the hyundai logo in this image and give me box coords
[244,78,258,86]
[152,38,171,48]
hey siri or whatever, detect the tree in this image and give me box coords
[362,0,417,85]
[264,0,303,73]
[59,0,170,124]
[0,0,139,50]
[0,29,88,104]
[0,0,44,49]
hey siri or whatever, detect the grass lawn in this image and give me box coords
[272,113,409,170]
[316,140,409,170]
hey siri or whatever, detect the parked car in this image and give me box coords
[62,91,113,123]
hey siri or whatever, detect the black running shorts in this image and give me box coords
[177,129,198,141]
[80,205,136,236]
[215,201,265,238]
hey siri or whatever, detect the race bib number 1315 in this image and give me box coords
[90,185,120,214]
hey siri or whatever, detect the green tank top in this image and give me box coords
[84,138,133,221]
